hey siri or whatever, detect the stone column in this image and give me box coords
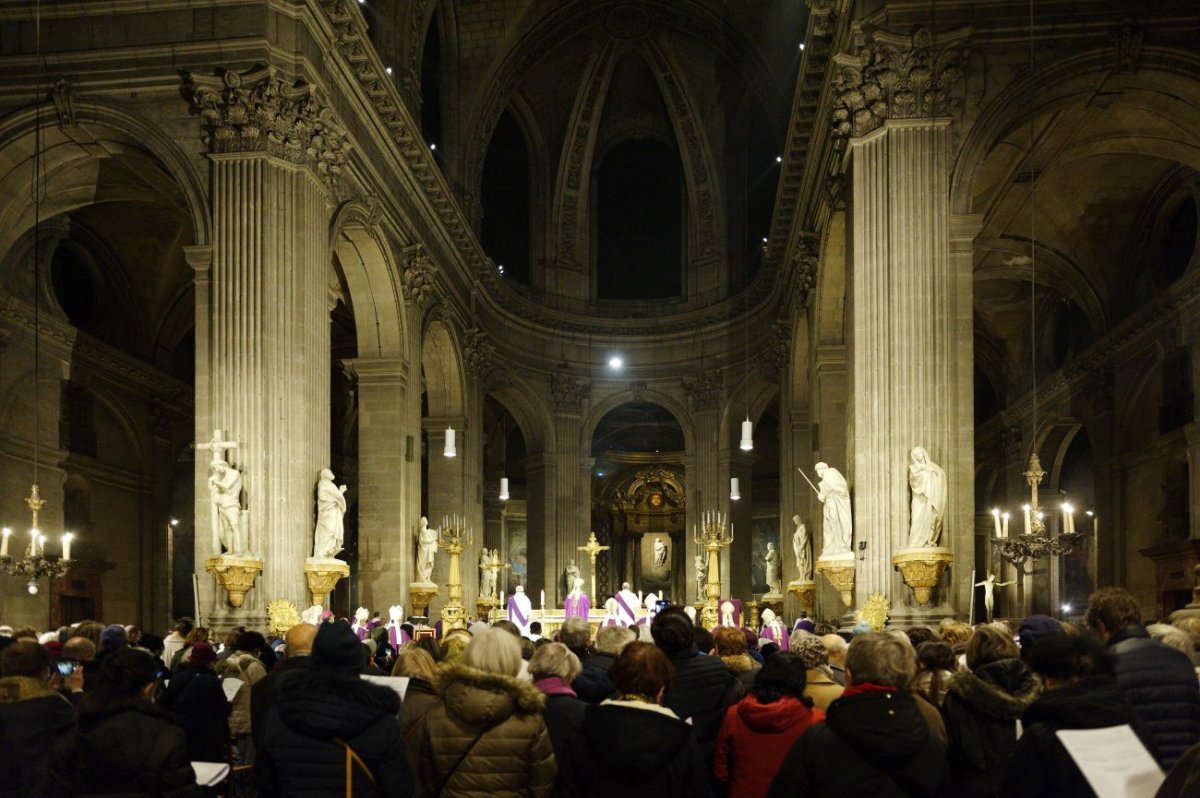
[523,452,557,599]
[346,357,409,610]
[549,374,589,603]
[186,67,349,625]
[832,27,971,623]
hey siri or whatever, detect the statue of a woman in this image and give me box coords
[792,515,811,580]
[415,517,438,583]
[815,463,853,555]
[312,469,347,559]
[764,542,783,595]
[907,446,947,548]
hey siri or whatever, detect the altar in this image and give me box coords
[487,606,649,639]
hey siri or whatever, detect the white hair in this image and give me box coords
[464,626,523,677]
[595,625,635,656]
[528,642,582,682]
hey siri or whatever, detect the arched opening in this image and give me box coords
[747,404,781,596]
[591,401,686,601]
[483,396,528,596]
[1055,429,1096,615]
[480,109,531,284]
[595,140,683,300]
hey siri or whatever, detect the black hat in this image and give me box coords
[311,620,364,673]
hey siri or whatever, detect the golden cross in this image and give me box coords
[577,531,610,601]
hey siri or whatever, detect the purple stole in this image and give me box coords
[601,617,621,627]
[388,623,409,648]
[353,622,369,641]
[509,598,530,628]
[564,593,591,621]
[613,592,638,625]
[761,621,788,650]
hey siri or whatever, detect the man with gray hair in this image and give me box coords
[574,624,634,703]
[766,633,947,797]
[820,633,848,685]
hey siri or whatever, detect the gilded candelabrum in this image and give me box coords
[693,510,734,629]
[437,515,473,631]
[992,453,1085,565]
[2,485,74,595]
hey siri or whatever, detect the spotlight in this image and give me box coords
[385,66,393,75]
[1061,603,1072,614]
[730,477,741,501]
[775,155,782,163]
[499,477,510,501]
[170,518,179,527]
[27,580,38,595]
[608,356,623,370]
[798,42,805,51]
[429,142,437,150]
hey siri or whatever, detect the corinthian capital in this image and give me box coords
[184,66,350,186]
[831,27,970,140]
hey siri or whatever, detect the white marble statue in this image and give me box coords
[815,462,853,555]
[209,460,245,554]
[792,515,811,580]
[300,604,323,625]
[564,559,580,599]
[695,552,708,601]
[653,536,668,568]
[312,469,348,559]
[764,542,783,595]
[907,446,947,548]
[479,548,496,601]
[974,572,1015,623]
[415,516,438,583]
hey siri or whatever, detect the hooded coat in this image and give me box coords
[255,668,412,798]
[573,651,617,703]
[714,695,825,798]
[1000,675,1154,798]
[719,653,760,693]
[942,658,1041,798]
[662,645,743,764]
[765,686,948,798]
[157,662,231,763]
[414,661,556,798]
[0,676,76,798]
[48,698,202,798]
[556,700,714,798]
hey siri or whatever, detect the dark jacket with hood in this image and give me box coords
[765,685,948,798]
[0,675,76,798]
[661,645,743,764]
[1108,625,1200,770]
[48,697,202,798]
[573,651,617,703]
[942,658,1041,798]
[249,652,309,746]
[255,668,412,798]
[557,700,714,798]
[714,695,824,798]
[414,661,556,798]
[157,662,230,763]
[1000,674,1155,798]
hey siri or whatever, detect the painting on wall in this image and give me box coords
[751,517,780,595]
[505,520,528,596]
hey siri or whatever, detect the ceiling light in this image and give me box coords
[499,477,509,501]
[730,478,741,501]
[740,418,754,451]
[385,66,393,75]
[608,356,623,369]
[443,427,456,457]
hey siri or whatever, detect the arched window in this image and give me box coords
[480,110,531,284]
[595,140,682,300]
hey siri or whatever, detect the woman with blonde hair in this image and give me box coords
[413,627,555,796]
[392,646,439,735]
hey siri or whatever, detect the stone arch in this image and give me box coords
[584,388,695,456]
[421,318,465,417]
[329,200,407,359]
[487,378,552,454]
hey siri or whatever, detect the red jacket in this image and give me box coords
[714,695,825,798]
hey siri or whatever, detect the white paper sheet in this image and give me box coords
[191,761,230,786]
[362,674,409,701]
[221,676,244,701]
[1055,725,1164,798]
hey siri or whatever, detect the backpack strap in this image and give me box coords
[333,737,376,798]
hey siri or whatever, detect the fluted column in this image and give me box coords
[186,67,349,624]
[834,27,971,622]
[549,374,589,603]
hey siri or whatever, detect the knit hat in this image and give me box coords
[742,627,760,651]
[791,633,829,668]
[43,640,63,659]
[1018,614,1063,651]
[311,620,364,673]
[100,624,128,652]
[190,641,217,665]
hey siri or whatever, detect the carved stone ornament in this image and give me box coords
[550,373,590,414]
[401,245,436,303]
[683,369,724,411]
[463,328,499,380]
[759,321,791,379]
[808,0,836,37]
[185,66,350,186]
[794,235,819,296]
[831,27,970,140]
[628,381,648,402]
[1111,21,1143,74]
[52,79,77,128]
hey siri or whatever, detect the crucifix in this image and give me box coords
[485,550,511,603]
[577,531,610,602]
[194,429,240,466]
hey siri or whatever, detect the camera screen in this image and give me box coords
[55,660,79,677]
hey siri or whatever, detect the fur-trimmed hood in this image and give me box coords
[0,675,65,703]
[720,653,756,674]
[436,660,546,725]
[947,658,1041,720]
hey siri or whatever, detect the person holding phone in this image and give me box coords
[1,641,77,797]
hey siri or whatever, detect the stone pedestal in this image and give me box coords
[788,580,816,618]
[893,548,954,605]
[304,558,350,607]
[409,582,439,617]
[816,554,856,608]
[205,554,263,609]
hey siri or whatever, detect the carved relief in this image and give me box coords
[401,245,437,303]
[185,67,351,187]
[1111,21,1143,74]
[463,328,500,381]
[683,370,723,411]
[758,321,791,379]
[830,27,970,141]
[52,80,77,128]
[550,373,590,414]
[629,381,648,402]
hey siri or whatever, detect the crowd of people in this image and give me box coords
[4,586,1200,797]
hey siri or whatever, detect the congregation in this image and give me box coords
[4,586,1200,797]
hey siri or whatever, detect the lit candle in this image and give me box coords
[992,509,1002,538]
[1,527,10,557]
[38,534,46,556]
[1022,505,1031,536]
[540,589,545,608]
[1001,512,1010,538]
[62,532,73,561]
[29,528,40,557]
[1062,503,1075,535]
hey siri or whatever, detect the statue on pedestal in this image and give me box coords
[792,516,811,581]
[907,446,947,549]
[414,516,438,584]
[653,537,668,568]
[764,542,783,596]
[695,553,708,602]
[312,469,348,559]
[480,548,496,601]
[815,462,853,555]
[209,460,246,555]
[564,577,591,620]
[563,559,580,600]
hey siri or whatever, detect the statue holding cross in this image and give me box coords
[482,548,511,603]
[194,429,246,555]
[577,531,610,603]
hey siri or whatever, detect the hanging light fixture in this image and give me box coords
[499,477,510,502]
[730,477,741,501]
[443,426,456,457]
[740,283,754,451]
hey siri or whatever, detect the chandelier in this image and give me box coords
[991,453,1084,565]
[2,487,74,594]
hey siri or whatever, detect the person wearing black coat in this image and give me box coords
[556,642,713,798]
[0,641,76,798]
[255,620,412,798]
[766,633,948,798]
[158,642,230,763]
[652,608,743,765]
[1000,634,1156,798]
[942,627,1042,798]
[250,622,316,747]
[574,626,635,704]
[1086,587,1200,769]
[529,642,588,760]
[49,648,202,798]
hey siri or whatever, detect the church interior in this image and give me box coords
[2,0,1200,634]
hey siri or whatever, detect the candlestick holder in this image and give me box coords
[992,454,1085,565]
[437,515,473,631]
[693,510,734,629]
